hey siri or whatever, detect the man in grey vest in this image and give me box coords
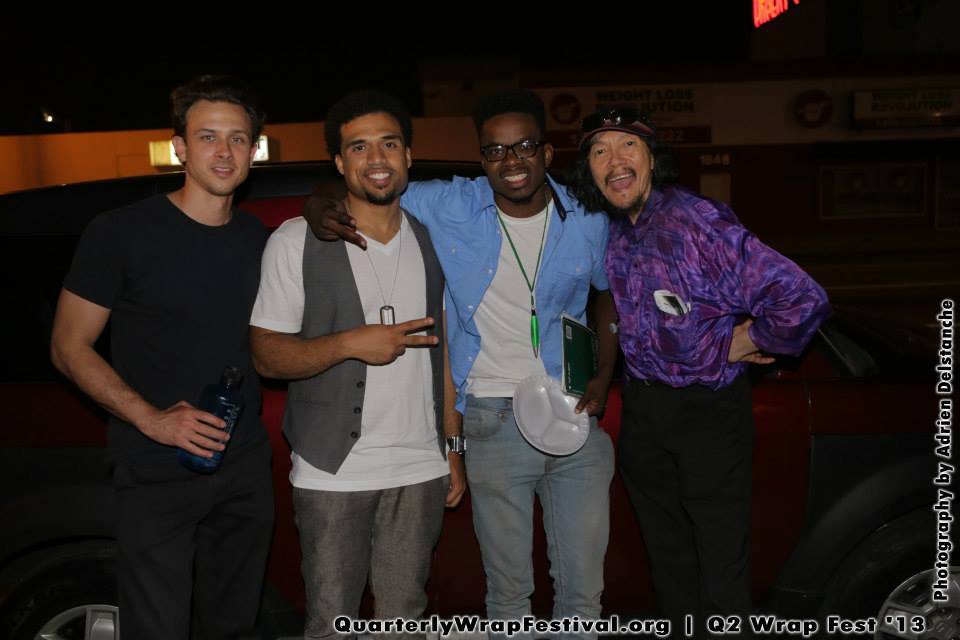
[250,91,466,639]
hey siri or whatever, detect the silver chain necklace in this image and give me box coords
[363,217,403,325]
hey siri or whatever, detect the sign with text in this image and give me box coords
[853,88,960,129]
[819,163,927,220]
[753,0,801,28]
[537,85,712,149]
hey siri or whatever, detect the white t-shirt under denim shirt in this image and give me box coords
[468,201,552,398]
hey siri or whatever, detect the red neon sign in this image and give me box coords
[753,0,800,29]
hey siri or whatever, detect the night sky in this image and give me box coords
[2,5,753,135]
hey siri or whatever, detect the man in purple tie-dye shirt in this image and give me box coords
[568,108,830,632]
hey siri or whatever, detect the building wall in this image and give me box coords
[0,117,478,195]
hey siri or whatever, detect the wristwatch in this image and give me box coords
[446,435,466,455]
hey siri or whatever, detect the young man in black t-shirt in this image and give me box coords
[51,75,273,640]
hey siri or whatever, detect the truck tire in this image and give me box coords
[817,509,933,638]
[0,559,118,640]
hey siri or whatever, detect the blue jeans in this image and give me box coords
[463,396,614,640]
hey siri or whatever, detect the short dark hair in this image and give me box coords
[566,131,677,215]
[324,91,413,158]
[471,89,547,138]
[171,75,264,140]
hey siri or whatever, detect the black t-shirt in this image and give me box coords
[64,194,268,462]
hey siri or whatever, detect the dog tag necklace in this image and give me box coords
[365,219,403,325]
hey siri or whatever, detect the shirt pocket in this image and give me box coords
[437,237,479,266]
[438,238,484,314]
[546,252,593,309]
[649,300,700,364]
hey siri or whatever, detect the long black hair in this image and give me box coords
[566,126,677,216]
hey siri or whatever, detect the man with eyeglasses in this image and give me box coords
[568,108,830,633]
[306,89,617,639]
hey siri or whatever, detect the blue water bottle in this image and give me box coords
[176,367,244,473]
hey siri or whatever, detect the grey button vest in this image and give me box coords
[282,213,446,474]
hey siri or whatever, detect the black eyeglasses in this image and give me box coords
[479,138,544,162]
[580,108,655,137]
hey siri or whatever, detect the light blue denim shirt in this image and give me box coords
[400,174,609,412]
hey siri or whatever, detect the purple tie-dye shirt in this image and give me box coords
[605,186,830,389]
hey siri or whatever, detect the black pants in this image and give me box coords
[113,441,274,640]
[619,375,754,632]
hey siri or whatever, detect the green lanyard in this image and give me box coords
[496,207,549,359]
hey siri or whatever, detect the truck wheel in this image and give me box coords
[818,509,932,637]
[1,561,118,640]
[874,566,960,640]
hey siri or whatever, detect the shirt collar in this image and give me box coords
[610,186,665,240]
[645,186,665,214]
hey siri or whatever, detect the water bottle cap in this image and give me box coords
[222,366,244,387]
